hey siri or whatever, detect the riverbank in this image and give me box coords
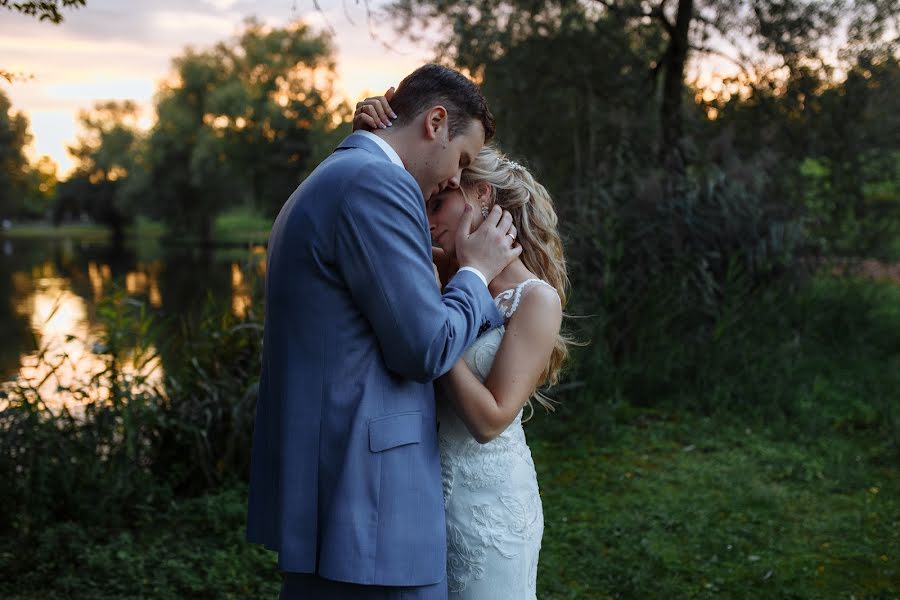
[0,210,271,246]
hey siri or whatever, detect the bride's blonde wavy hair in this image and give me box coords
[461,145,573,417]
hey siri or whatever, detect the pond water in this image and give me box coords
[0,236,265,411]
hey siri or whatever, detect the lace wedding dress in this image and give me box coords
[438,278,556,599]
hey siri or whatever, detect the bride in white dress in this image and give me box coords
[355,100,571,599]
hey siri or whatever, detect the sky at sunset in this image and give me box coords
[1,0,432,175]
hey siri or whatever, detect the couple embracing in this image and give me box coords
[247,64,571,600]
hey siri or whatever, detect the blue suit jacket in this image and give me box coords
[246,133,502,586]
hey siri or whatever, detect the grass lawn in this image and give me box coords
[529,411,899,598]
[0,222,114,241]
[3,408,896,599]
[213,208,271,245]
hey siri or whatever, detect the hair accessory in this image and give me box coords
[506,160,525,172]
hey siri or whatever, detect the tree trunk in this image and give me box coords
[659,0,693,173]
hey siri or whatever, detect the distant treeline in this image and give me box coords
[1,18,349,244]
[1,2,897,264]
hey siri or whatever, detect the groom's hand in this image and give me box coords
[455,204,521,283]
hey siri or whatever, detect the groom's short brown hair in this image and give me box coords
[390,64,495,142]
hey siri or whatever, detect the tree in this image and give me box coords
[22,155,57,218]
[0,0,86,23]
[387,0,894,171]
[1,1,87,81]
[0,89,30,219]
[58,100,141,241]
[137,18,347,243]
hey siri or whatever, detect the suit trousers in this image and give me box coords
[280,572,448,600]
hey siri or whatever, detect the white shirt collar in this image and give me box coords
[356,130,404,168]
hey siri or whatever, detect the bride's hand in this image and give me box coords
[352,87,397,131]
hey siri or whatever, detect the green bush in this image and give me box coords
[562,274,900,455]
[0,275,264,563]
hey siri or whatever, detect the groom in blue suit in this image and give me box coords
[247,64,521,598]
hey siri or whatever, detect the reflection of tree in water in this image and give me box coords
[0,237,140,385]
[1,238,260,395]
[148,246,239,388]
[0,265,33,378]
[49,239,138,316]
[158,247,233,319]
[0,239,66,376]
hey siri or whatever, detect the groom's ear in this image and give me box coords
[423,106,448,141]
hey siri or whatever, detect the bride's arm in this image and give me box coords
[438,285,562,443]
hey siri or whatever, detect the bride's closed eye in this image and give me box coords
[428,197,442,214]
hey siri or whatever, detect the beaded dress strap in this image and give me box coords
[493,278,559,320]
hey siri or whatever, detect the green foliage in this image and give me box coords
[0,291,172,541]
[529,413,899,598]
[1,2,898,595]
[389,0,878,168]
[0,275,264,561]
[20,155,57,218]
[132,18,348,242]
[2,275,897,598]
[0,486,280,599]
[0,88,31,218]
[0,0,85,24]
[712,54,900,258]
[561,159,808,371]
[532,275,900,597]
[53,101,141,237]
[571,275,900,450]
[386,2,899,372]
[213,205,272,244]
[151,285,263,493]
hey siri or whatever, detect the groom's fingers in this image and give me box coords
[497,210,514,237]
[482,204,503,228]
[457,203,475,243]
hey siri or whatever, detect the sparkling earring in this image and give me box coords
[481,205,490,218]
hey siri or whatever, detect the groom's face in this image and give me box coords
[419,118,485,204]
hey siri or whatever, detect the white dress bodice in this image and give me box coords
[437,279,555,598]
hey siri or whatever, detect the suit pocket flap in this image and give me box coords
[368,411,422,452]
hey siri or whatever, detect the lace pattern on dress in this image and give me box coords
[439,277,552,598]
[493,278,559,321]
[447,524,487,593]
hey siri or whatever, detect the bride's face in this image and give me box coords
[426,186,479,256]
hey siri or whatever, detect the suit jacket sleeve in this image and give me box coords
[334,160,498,383]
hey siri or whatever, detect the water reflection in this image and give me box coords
[87,261,111,303]
[231,262,252,318]
[124,261,163,308]
[11,261,162,416]
[1,238,266,414]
